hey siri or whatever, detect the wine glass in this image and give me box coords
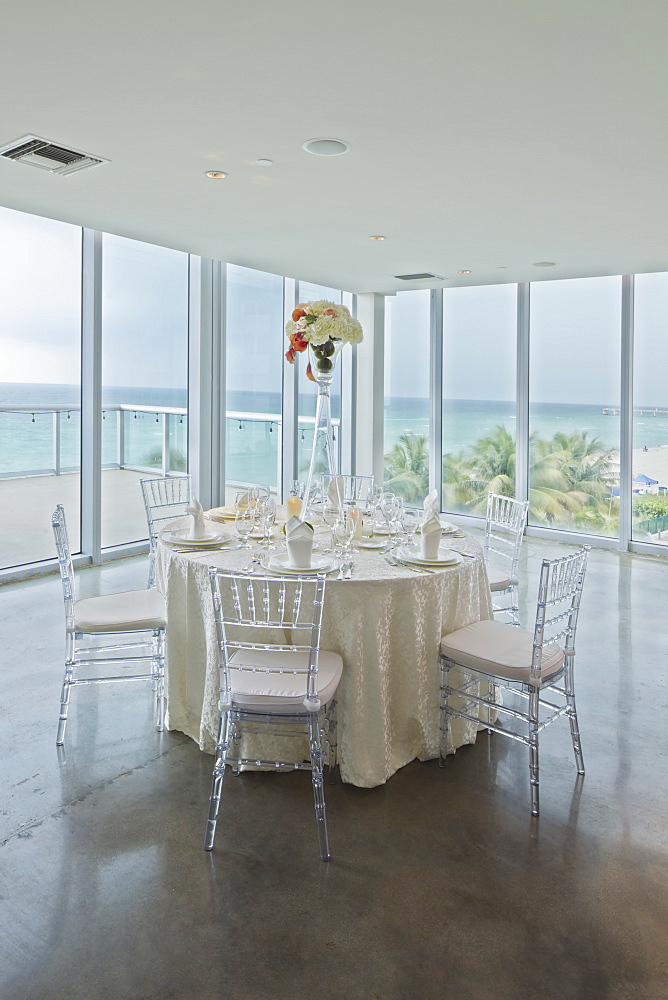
[380,493,403,546]
[321,501,340,553]
[256,495,276,548]
[400,511,420,550]
[334,509,356,556]
[235,506,256,549]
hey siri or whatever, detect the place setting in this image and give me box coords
[161,494,239,552]
[258,514,341,577]
[385,491,464,572]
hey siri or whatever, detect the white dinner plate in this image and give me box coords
[262,553,338,575]
[355,537,386,549]
[205,506,237,521]
[396,544,462,568]
[162,526,231,546]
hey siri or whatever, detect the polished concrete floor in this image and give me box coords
[1,538,667,1000]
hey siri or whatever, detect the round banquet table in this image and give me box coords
[155,516,494,788]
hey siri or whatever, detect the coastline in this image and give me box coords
[631,446,668,489]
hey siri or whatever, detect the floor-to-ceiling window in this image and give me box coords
[442,284,517,515]
[632,272,668,545]
[225,265,284,492]
[0,207,82,568]
[528,276,621,537]
[296,282,343,479]
[383,290,431,504]
[101,235,189,548]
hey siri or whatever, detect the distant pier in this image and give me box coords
[603,407,668,416]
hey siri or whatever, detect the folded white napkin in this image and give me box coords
[420,514,442,560]
[235,490,252,508]
[186,494,207,539]
[327,475,345,511]
[423,489,439,520]
[285,515,314,568]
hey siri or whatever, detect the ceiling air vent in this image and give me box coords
[0,134,108,176]
[394,272,444,281]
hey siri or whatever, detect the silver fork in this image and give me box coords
[241,554,262,573]
[384,553,434,575]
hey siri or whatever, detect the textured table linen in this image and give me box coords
[156,525,493,788]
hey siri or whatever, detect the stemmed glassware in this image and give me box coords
[334,509,356,558]
[380,493,404,547]
[320,501,340,553]
[234,489,256,549]
[399,510,420,550]
[256,495,276,549]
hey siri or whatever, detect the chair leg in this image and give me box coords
[204,713,230,851]
[439,655,450,768]
[565,664,585,775]
[308,712,331,862]
[528,687,540,816]
[326,699,338,785]
[56,664,73,746]
[154,630,165,732]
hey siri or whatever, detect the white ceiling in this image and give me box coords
[1,0,668,293]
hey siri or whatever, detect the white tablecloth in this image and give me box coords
[156,522,493,787]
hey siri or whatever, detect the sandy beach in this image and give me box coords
[631,445,668,489]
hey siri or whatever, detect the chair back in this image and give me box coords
[530,546,589,681]
[484,492,529,581]
[140,475,191,585]
[209,570,327,711]
[52,504,76,625]
[320,474,375,504]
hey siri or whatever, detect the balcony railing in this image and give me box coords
[0,403,339,489]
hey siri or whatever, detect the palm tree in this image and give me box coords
[384,432,429,502]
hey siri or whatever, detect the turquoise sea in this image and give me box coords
[2,383,668,485]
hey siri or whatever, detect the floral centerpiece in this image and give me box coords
[285,300,363,381]
[285,300,364,504]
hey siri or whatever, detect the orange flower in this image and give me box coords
[292,307,306,321]
[323,308,336,316]
[285,347,296,364]
[289,332,308,352]
[305,363,316,382]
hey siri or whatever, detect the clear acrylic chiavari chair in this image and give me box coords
[439,546,589,815]
[205,569,343,860]
[52,504,167,746]
[484,492,529,626]
[320,473,375,505]
[140,475,191,588]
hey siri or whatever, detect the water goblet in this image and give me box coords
[321,501,340,553]
[235,506,256,549]
[334,510,356,557]
[256,496,276,549]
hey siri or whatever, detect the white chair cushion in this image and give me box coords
[72,589,166,633]
[440,619,565,686]
[486,565,513,592]
[227,647,343,714]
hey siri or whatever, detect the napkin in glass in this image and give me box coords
[327,475,345,512]
[285,515,314,568]
[186,494,207,539]
[420,513,442,559]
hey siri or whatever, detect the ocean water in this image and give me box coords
[2,383,668,484]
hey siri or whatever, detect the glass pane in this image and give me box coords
[0,207,82,568]
[101,235,189,548]
[225,265,284,493]
[632,273,668,544]
[296,282,342,479]
[529,276,621,536]
[383,290,431,504]
[442,285,517,514]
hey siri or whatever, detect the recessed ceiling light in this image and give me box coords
[256,158,273,166]
[533,261,556,267]
[302,137,351,156]
[497,266,508,269]
[458,269,472,274]
[205,170,227,179]
[370,235,386,241]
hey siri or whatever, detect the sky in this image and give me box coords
[2,204,668,407]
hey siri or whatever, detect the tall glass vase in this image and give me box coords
[302,339,343,513]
